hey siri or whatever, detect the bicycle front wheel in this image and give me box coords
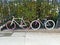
[30,20,40,30]
[6,21,16,30]
[45,20,55,30]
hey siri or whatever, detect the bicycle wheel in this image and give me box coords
[22,21,30,29]
[6,21,16,30]
[30,20,40,30]
[45,20,55,30]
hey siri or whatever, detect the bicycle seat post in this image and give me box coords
[12,16,15,20]
[37,19,40,21]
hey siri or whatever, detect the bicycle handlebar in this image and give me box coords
[12,16,23,20]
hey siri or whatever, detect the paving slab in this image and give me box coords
[0,29,60,45]
[25,32,60,45]
[0,37,25,45]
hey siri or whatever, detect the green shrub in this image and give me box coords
[0,1,59,23]
[36,2,58,21]
[15,2,37,22]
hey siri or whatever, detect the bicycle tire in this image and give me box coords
[30,20,41,30]
[45,20,55,30]
[6,21,16,30]
[21,21,30,30]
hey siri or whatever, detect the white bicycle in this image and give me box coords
[6,16,30,30]
[30,19,55,30]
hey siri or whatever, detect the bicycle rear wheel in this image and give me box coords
[6,21,16,30]
[22,21,30,29]
[30,20,40,30]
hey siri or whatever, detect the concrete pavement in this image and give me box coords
[0,29,60,45]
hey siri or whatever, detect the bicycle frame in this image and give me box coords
[11,16,27,27]
[37,19,47,26]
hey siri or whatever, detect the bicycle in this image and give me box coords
[30,19,55,30]
[6,16,30,30]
